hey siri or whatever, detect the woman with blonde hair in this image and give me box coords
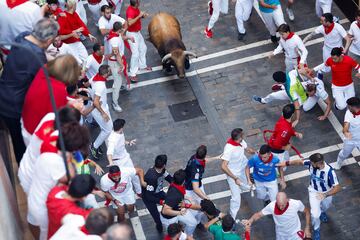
[21,54,81,144]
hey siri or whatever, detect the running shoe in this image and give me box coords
[90,145,98,159]
[204,27,213,38]
[333,161,343,170]
[286,8,295,21]
[238,32,246,41]
[252,95,264,104]
[313,228,321,240]
[320,212,328,223]
[270,35,280,43]
[112,102,123,113]
[208,1,213,16]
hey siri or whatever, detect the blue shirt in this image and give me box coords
[259,0,280,13]
[247,154,280,182]
[303,160,339,192]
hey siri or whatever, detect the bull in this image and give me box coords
[148,12,197,78]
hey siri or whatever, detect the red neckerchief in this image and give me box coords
[274,202,290,215]
[164,235,179,240]
[92,52,103,64]
[259,153,273,164]
[227,138,242,147]
[285,32,294,40]
[40,134,58,154]
[34,120,55,140]
[353,110,360,118]
[93,73,106,82]
[324,23,335,34]
[170,183,186,196]
[108,173,121,189]
[195,157,206,168]
[80,225,89,235]
[107,30,120,41]
[6,0,27,8]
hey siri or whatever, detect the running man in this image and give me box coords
[347,10,360,59]
[221,128,256,219]
[335,97,360,170]
[270,24,308,72]
[245,144,286,206]
[243,192,312,240]
[277,153,341,240]
[303,13,351,62]
[204,0,229,38]
[235,0,253,40]
[313,47,360,110]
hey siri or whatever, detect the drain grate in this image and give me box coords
[168,100,204,122]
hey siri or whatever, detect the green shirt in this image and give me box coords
[209,224,241,240]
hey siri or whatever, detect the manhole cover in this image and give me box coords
[168,100,204,122]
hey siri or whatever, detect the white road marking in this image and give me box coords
[134,19,348,75]
[130,217,146,240]
[106,37,325,93]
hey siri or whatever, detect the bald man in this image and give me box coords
[243,192,311,240]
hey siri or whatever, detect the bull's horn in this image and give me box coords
[162,53,172,63]
[184,51,197,58]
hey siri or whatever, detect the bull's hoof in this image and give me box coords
[185,59,190,70]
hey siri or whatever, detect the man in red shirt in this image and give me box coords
[126,0,152,82]
[46,174,96,239]
[268,104,303,169]
[57,0,97,65]
[314,47,360,110]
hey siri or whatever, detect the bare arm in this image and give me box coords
[248,211,264,225]
[326,184,341,197]
[343,35,352,55]
[93,95,106,115]
[192,181,209,200]
[135,167,147,187]
[303,31,317,44]
[128,12,144,26]
[221,160,238,181]
[277,158,305,167]
[162,204,184,217]
[343,122,351,139]
[204,213,225,230]
[303,207,312,238]
[245,166,252,184]
[318,97,331,120]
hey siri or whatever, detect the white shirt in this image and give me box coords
[262,199,305,239]
[344,109,360,140]
[100,168,136,199]
[0,0,42,50]
[18,113,55,194]
[84,54,104,79]
[221,140,248,175]
[107,131,133,167]
[273,34,308,64]
[50,214,102,240]
[315,23,347,49]
[348,21,360,56]
[108,35,125,58]
[98,14,126,30]
[91,79,108,109]
[27,152,66,224]
[302,79,329,101]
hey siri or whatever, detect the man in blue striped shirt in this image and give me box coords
[277,153,341,240]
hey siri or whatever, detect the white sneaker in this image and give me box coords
[333,162,342,170]
[112,102,123,113]
[286,8,295,21]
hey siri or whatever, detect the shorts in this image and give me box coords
[112,191,136,207]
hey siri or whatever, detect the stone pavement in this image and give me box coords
[82,0,360,239]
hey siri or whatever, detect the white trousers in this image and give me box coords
[109,60,124,105]
[308,188,332,230]
[337,139,360,165]
[88,0,108,22]
[315,0,332,17]
[332,83,355,110]
[91,108,113,149]
[160,211,198,236]
[112,0,123,15]
[285,57,298,72]
[84,194,99,208]
[260,7,286,36]
[208,0,229,30]
[27,208,48,240]
[126,31,147,77]
[254,179,278,201]
[303,95,320,112]
[76,0,88,25]
[185,186,206,224]
[235,0,253,34]
[67,41,88,65]
[227,172,247,219]
[262,90,289,103]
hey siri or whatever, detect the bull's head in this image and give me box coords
[162,50,197,78]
